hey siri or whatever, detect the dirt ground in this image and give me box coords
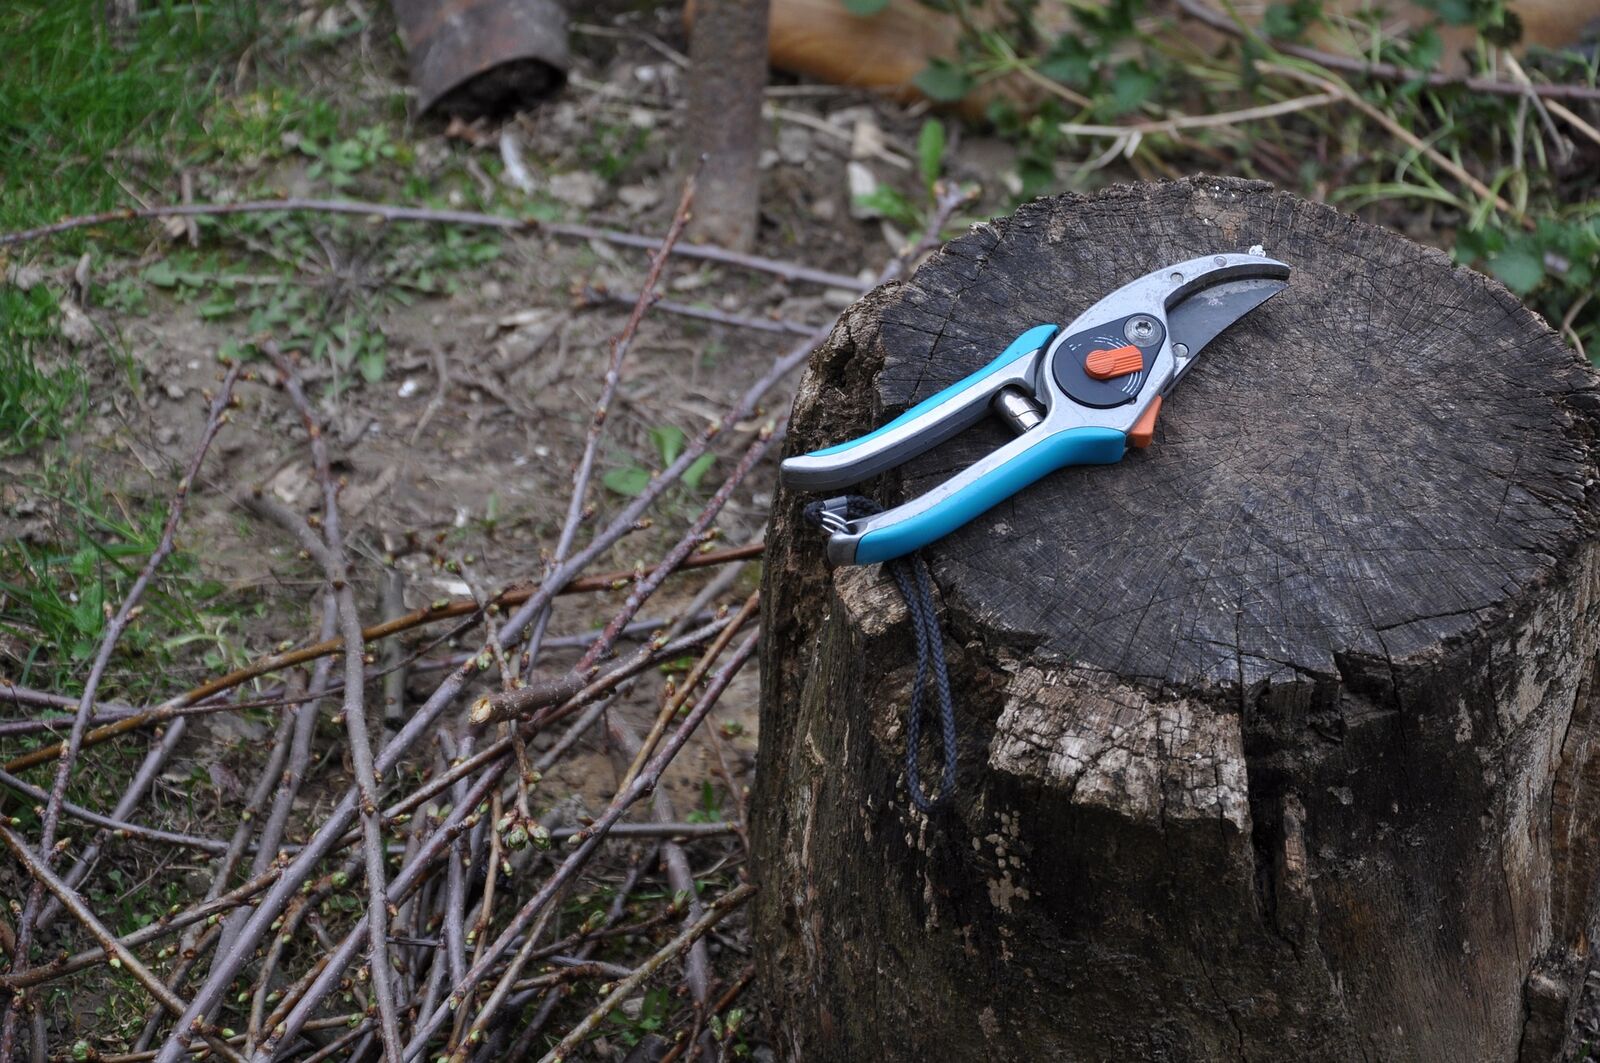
[0,2,967,1052]
[7,1,1598,1059]
[2,0,1024,848]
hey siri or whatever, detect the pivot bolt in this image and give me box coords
[1125,316,1159,345]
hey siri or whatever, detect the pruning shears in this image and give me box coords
[782,252,1291,566]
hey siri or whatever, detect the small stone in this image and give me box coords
[157,426,178,446]
[758,148,780,171]
[847,162,879,219]
[810,197,837,222]
[778,125,812,166]
[481,280,503,303]
[57,301,96,347]
[617,184,660,213]
[164,382,186,401]
[6,263,45,291]
[547,171,600,209]
[851,117,885,162]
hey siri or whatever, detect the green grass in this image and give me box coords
[0,1,263,239]
[0,288,87,454]
[0,459,232,702]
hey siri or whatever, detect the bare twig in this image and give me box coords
[265,343,404,1062]
[3,543,765,773]
[657,963,755,1063]
[607,718,713,1055]
[400,630,759,1059]
[0,824,246,1063]
[471,614,732,726]
[0,198,868,290]
[475,418,775,727]
[581,284,823,336]
[0,844,296,990]
[536,883,757,1063]
[159,172,854,1062]
[1058,91,1340,139]
[0,768,231,853]
[1262,61,1520,220]
[1,365,240,1059]
[619,591,761,790]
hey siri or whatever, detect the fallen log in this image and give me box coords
[752,175,1600,1061]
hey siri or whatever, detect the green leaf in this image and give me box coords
[913,59,974,103]
[1262,0,1322,40]
[1452,224,1503,264]
[917,119,946,192]
[72,583,104,637]
[682,453,716,490]
[1403,25,1443,71]
[602,466,651,497]
[842,0,890,13]
[1039,36,1094,88]
[144,262,179,288]
[357,349,386,383]
[649,424,686,466]
[1422,0,1476,25]
[1488,244,1544,295]
[1109,62,1158,115]
[853,186,921,228]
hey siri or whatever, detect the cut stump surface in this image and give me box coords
[752,177,1600,1062]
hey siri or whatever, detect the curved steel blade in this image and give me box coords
[1165,277,1288,390]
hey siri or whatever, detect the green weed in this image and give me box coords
[603,423,717,498]
[0,460,231,702]
[0,1,262,242]
[0,287,86,454]
[897,0,1600,354]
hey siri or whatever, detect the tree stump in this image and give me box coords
[752,177,1600,1062]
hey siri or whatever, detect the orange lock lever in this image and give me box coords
[1083,344,1144,380]
[1127,396,1161,448]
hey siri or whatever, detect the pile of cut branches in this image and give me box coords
[0,181,970,1063]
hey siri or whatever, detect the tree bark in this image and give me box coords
[752,176,1600,1062]
[683,0,770,251]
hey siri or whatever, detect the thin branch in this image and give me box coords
[1,365,240,1059]
[265,343,403,1062]
[159,226,830,1063]
[0,198,869,290]
[1058,91,1340,138]
[0,848,289,990]
[3,542,764,774]
[470,614,732,726]
[0,824,246,1063]
[251,759,511,1059]
[580,284,823,336]
[535,883,757,1063]
[400,630,759,1059]
[618,591,761,791]
[1262,61,1520,219]
[0,768,232,853]
[657,963,755,1063]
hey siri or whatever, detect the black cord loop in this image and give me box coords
[802,497,958,813]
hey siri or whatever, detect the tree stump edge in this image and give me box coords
[753,175,1600,1063]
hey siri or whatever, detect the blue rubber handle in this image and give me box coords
[807,324,1060,458]
[853,426,1127,565]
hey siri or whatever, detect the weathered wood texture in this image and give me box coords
[752,177,1600,1062]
